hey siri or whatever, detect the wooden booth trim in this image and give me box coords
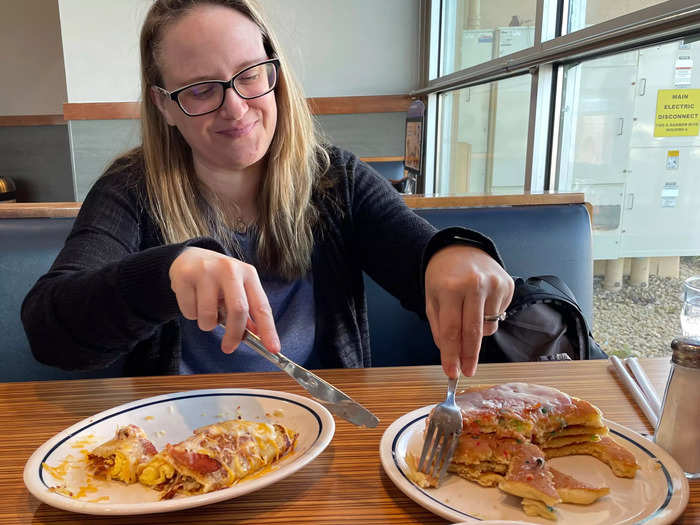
[63,102,141,121]
[61,95,414,121]
[361,156,405,163]
[403,193,585,209]
[0,194,586,219]
[0,115,66,127]
[0,202,81,218]
[1,96,413,126]
[306,95,413,115]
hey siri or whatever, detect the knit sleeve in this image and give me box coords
[20,166,225,371]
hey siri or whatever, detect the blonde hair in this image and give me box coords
[137,0,329,279]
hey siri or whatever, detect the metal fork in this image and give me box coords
[417,372,463,484]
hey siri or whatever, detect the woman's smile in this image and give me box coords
[215,119,258,139]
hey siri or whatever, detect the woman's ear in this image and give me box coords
[150,86,177,126]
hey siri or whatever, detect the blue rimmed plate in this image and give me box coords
[380,405,689,524]
[24,388,334,515]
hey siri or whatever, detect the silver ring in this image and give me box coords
[483,312,507,322]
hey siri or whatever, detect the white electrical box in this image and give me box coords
[622,43,700,257]
[559,40,700,259]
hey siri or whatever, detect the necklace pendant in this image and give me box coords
[233,216,248,233]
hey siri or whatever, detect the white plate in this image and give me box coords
[24,388,334,515]
[380,406,690,524]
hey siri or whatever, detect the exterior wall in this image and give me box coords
[71,113,407,201]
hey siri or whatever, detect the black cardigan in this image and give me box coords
[22,146,499,376]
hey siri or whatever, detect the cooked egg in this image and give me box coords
[139,457,175,486]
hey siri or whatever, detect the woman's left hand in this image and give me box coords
[425,245,514,378]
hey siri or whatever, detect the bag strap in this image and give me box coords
[529,275,577,302]
[517,275,594,360]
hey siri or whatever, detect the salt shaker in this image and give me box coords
[654,337,700,478]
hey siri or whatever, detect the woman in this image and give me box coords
[22,0,513,379]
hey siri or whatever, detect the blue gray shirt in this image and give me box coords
[179,231,318,373]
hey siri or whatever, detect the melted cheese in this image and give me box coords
[71,435,97,449]
[43,459,71,481]
[75,484,99,498]
[88,496,110,503]
[138,419,297,497]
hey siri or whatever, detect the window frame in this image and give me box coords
[415,0,700,193]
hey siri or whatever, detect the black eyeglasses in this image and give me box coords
[154,58,280,117]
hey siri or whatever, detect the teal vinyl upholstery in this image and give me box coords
[1,203,592,379]
[367,204,593,366]
[0,218,126,381]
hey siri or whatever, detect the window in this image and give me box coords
[436,75,532,194]
[440,0,538,76]
[420,1,700,196]
[567,0,671,32]
[419,1,700,356]
[557,38,700,261]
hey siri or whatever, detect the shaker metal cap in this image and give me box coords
[670,337,700,368]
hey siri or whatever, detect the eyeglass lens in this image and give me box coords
[178,62,277,115]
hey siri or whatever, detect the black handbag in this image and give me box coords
[480,275,607,362]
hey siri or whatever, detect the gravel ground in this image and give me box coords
[592,256,700,358]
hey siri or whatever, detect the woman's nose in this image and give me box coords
[219,86,248,119]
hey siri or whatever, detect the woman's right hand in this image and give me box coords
[168,247,280,354]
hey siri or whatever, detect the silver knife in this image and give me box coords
[219,322,379,428]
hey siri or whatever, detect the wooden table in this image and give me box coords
[1,358,697,524]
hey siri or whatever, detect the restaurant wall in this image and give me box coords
[69,114,409,201]
[58,0,420,199]
[0,0,73,202]
[0,0,66,116]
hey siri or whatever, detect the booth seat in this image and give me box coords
[366,203,593,366]
[0,196,592,381]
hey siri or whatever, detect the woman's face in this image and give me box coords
[154,5,277,174]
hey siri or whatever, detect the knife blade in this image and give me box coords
[229,327,379,428]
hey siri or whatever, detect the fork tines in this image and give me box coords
[416,375,463,485]
[417,421,461,484]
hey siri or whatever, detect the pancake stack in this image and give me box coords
[415,382,638,520]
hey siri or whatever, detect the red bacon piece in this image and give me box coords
[140,439,157,457]
[167,445,223,474]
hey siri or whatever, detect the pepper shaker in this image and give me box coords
[654,337,700,479]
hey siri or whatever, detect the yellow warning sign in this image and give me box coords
[654,89,700,137]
